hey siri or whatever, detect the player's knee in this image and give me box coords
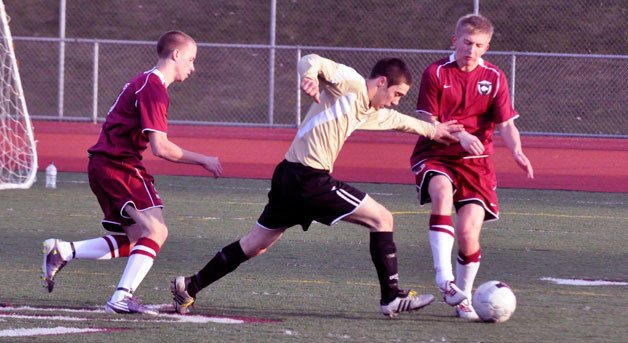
[429,179,453,203]
[147,222,168,245]
[456,229,479,250]
[374,206,394,232]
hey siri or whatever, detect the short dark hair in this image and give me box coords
[156,30,196,58]
[369,58,412,87]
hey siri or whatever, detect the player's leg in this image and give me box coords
[455,203,483,297]
[42,155,134,293]
[452,157,498,320]
[105,206,166,315]
[171,160,297,313]
[171,223,285,314]
[345,197,435,317]
[425,174,467,306]
[453,203,484,320]
[41,234,131,292]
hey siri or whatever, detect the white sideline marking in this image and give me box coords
[541,277,628,286]
[0,326,105,337]
[0,304,244,324]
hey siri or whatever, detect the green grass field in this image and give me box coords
[0,173,626,342]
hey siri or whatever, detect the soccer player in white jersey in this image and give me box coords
[410,14,534,320]
[171,54,464,317]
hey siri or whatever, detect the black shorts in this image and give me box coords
[257,160,367,231]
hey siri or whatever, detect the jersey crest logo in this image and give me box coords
[477,80,492,95]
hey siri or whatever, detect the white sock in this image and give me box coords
[72,235,128,260]
[55,240,75,261]
[429,230,455,289]
[110,238,159,302]
[456,261,480,300]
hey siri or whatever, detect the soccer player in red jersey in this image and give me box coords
[410,14,534,320]
[41,31,222,315]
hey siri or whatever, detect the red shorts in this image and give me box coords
[88,154,163,232]
[413,156,499,221]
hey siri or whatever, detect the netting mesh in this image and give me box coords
[0,2,37,190]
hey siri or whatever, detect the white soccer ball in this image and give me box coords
[472,280,517,323]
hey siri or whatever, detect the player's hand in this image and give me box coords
[513,151,534,179]
[202,156,223,178]
[457,131,485,155]
[432,120,464,145]
[301,77,320,103]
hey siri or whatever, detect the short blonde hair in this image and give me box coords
[156,30,196,58]
[455,14,494,38]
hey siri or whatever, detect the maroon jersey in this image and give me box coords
[88,69,169,162]
[411,54,517,166]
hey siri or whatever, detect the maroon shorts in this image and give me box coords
[88,154,163,232]
[413,156,499,221]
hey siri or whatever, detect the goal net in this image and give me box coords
[0,1,37,190]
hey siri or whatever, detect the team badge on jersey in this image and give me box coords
[477,80,492,95]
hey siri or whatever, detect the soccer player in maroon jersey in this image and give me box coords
[41,30,222,315]
[410,14,534,320]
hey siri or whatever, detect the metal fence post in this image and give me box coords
[296,48,302,126]
[268,0,276,125]
[58,0,66,119]
[510,52,516,108]
[92,41,99,124]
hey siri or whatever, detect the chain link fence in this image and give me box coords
[5,0,628,136]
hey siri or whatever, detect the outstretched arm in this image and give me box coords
[148,131,223,178]
[498,119,534,178]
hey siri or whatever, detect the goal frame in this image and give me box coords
[0,1,38,190]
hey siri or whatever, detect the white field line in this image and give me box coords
[0,304,244,324]
[541,277,628,286]
[0,326,106,337]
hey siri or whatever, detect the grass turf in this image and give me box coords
[0,172,626,342]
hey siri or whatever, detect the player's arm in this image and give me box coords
[362,109,462,144]
[298,54,359,103]
[497,119,534,178]
[148,131,223,178]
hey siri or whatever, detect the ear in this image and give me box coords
[377,76,387,87]
[171,48,180,61]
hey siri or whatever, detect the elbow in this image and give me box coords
[151,145,169,159]
[151,149,165,159]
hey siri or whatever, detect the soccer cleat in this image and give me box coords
[105,296,158,316]
[171,276,196,314]
[439,281,467,306]
[456,299,480,321]
[41,239,69,293]
[380,290,435,318]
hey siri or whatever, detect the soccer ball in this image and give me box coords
[472,280,516,323]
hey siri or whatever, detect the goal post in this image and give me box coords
[0,1,37,190]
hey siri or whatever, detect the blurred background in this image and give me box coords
[5,0,627,136]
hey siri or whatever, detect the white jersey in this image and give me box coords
[285,54,436,172]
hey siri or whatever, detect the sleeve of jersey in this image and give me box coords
[137,80,169,135]
[492,72,518,124]
[297,54,353,86]
[360,109,436,139]
[415,66,440,118]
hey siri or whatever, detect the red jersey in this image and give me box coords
[410,54,517,167]
[88,68,169,162]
